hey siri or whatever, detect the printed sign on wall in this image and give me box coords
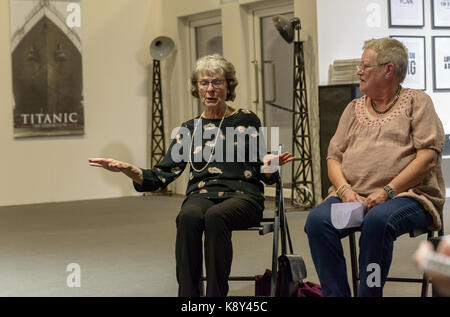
[432,36,450,91]
[10,0,84,138]
[391,36,426,90]
[388,0,424,28]
[432,0,450,28]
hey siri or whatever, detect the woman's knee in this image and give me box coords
[204,207,228,230]
[361,206,394,238]
[176,204,204,229]
[362,198,430,239]
[304,201,333,236]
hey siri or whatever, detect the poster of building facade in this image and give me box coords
[10,0,84,138]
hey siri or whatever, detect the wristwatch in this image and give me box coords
[384,185,397,199]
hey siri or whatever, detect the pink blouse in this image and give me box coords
[327,88,445,231]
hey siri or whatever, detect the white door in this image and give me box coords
[188,15,223,116]
[248,4,294,197]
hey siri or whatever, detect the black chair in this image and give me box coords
[200,148,294,297]
[348,213,445,297]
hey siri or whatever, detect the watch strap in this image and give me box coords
[384,185,396,199]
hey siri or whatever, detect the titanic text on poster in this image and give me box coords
[10,0,84,137]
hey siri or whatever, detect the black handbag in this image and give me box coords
[274,174,307,297]
[277,254,307,296]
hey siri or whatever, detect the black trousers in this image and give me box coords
[175,196,261,297]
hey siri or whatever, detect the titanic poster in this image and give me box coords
[10,0,84,138]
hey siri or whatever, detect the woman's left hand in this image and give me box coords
[265,152,295,165]
[261,152,295,174]
[364,188,388,210]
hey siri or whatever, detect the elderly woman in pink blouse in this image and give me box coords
[305,38,445,297]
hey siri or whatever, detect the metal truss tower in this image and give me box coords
[291,40,315,208]
[150,59,166,168]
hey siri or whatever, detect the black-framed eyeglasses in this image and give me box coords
[198,79,226,89]
[356,62,389,73]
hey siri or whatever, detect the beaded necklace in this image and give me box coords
[371,85,402,115]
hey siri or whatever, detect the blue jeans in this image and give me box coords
[304,196,433,297]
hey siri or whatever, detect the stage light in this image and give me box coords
[150,36,175,61]
[272,15,300,44]
[271,15,315,208]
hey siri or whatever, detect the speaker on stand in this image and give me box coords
[318,84,362,199]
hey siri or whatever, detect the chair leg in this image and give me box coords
[270,215,280,297]
[349,232,359,297]
[200,267,206,297]
[420,273,429,297]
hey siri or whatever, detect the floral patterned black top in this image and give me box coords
[133,108,278,211]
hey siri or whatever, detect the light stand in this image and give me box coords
[273,16,315,208]
[145,37,175,196]
[149,36,174,169]
[150,59,165,168]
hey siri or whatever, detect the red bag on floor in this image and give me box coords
[255,269,273,297]
[255,270,322,297]
[296,281,322,297]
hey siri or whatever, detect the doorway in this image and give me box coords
[248,3,294,195]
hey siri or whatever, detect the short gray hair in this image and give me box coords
[190,54,238,101]
[363,38,408,83]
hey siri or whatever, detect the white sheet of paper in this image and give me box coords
[331,202,366,230]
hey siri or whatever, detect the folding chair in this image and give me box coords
[348,213,445,297]
[200,146,294,296]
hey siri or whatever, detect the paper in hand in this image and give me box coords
[330,202,367,230]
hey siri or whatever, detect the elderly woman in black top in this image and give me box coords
[89,54,294,297]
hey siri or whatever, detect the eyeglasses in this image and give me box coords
[198,79,226,89]
[356,62,389,73]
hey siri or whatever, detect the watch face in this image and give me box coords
[389,190,397,199]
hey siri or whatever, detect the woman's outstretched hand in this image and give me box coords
[88,158,130,172]
[261,152,295,174]
[89,158,143,184]
[264,152,295,167]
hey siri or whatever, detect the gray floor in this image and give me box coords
[0,194,448,297]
